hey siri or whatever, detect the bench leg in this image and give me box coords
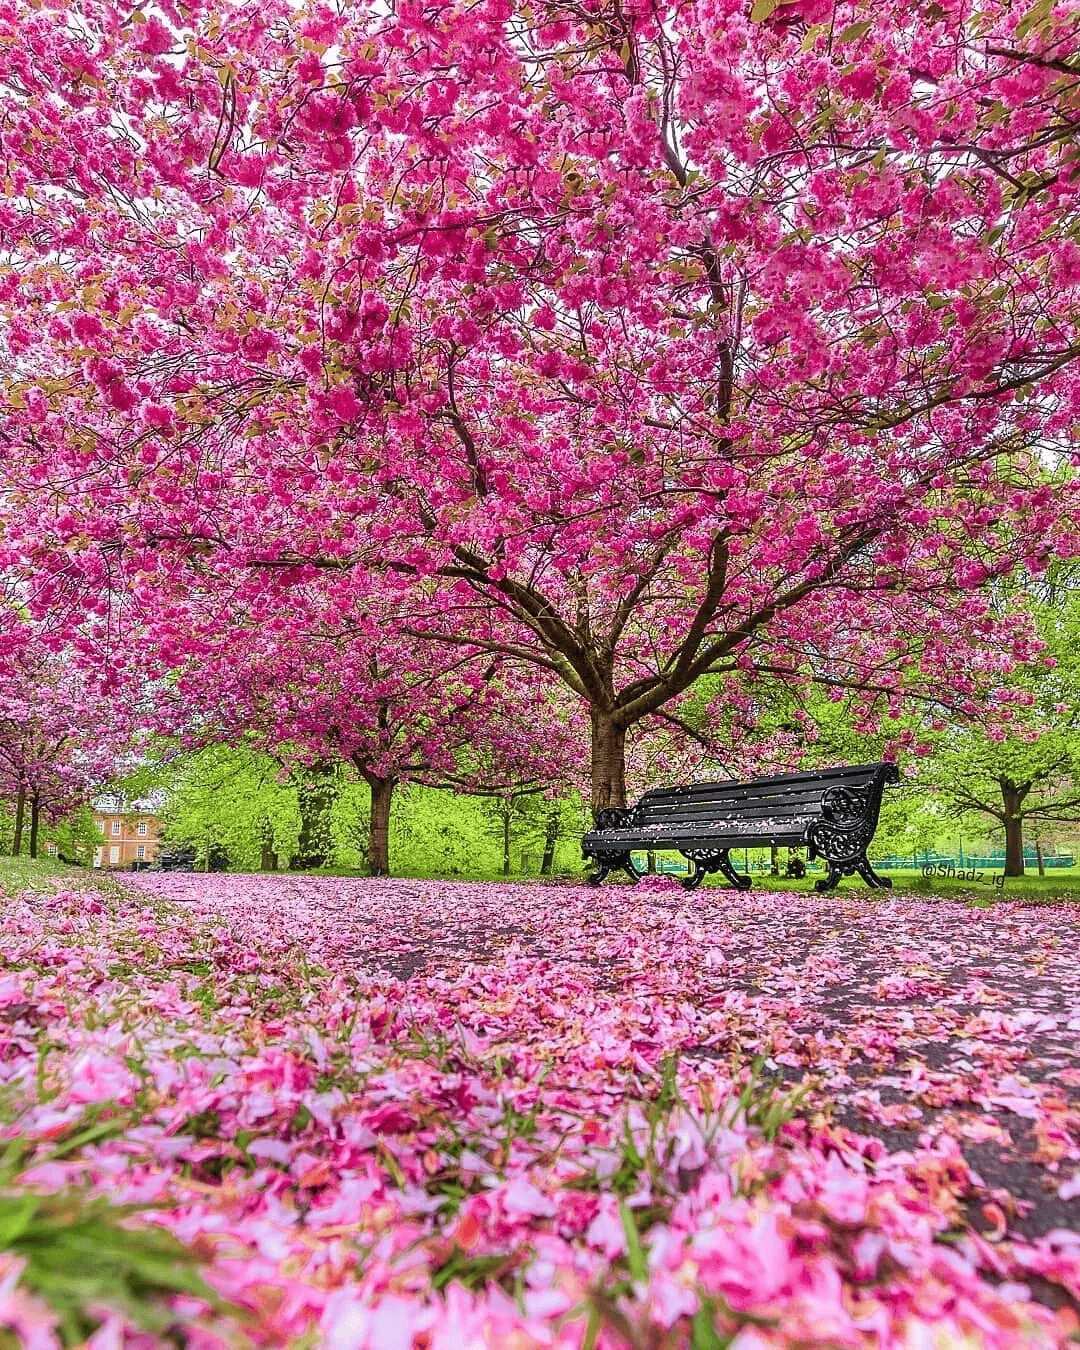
[588,860,612,886]
[682,861,707,891]
[682,850,751,892]
[855,856,892,890]
[588,853,640,886]
[815,855,892,893]
[715,850,752,891]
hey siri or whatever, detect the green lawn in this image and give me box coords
[0,854,112,899]
[622,852,1080,903]
[4,852,1077,906]
[714,862,1080,903]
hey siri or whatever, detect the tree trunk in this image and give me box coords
[12,786,25,856]
[259,816,279,871]
[28,795,40,860]
[503,803,511,876]
[290,761,338,870]
[770,843,779,876]
[364,773,396,877]
[590,710,627,816]
[540,808,558,875]
[1001,781,1028,877]
[1035,836,1045,877]
[646,850,657,874]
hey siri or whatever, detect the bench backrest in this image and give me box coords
[632,763,897,834]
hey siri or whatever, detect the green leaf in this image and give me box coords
[0,1195,39,1247]
[0,1187,235,1347]
[1015,0,1052,40]
[691,1300,734,1349]
[836,19,872,41]
[47,1119,124,1160]
[749,0,777,22]
[618,1200,648,1283]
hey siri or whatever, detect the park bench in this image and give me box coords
[582,762,900,892]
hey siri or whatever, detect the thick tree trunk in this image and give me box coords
[11,786,25,856]
[540,808,558,875]
[590,710,627,816]
[364,773,396,877]
[646,850,657,874]
[770,844,779,876]
[1001,781,1028,877]
[28,795,40,860]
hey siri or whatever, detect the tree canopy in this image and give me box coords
[1,0,1079,811]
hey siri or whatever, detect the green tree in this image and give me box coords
[48,806,99,866]
[158,745,301,872]
[915,575,1080,877]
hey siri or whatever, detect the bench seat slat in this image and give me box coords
[639,763,885,802]
[639,783,872,812]
[585,820,815,842]
[635,797,826,824]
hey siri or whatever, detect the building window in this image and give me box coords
[137,821,148,836]
[109,846,120,863]
[93,847,102,868]
[136,845,145,859]
[97,820,105,833]
[111,821,121,836]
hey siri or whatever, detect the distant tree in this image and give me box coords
[0,618,127,858]
[48,806,100,866]
[156,744,301,872]
[140,586,584,876]
[916,575,1080,876]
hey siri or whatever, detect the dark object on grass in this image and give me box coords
[785,856,807,879]
[582,763,899,892]
[207,845,228,873]
[153,845,197,872]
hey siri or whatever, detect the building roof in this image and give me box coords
[93,790,167,814]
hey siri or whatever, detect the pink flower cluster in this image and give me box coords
[0,874,1077,1346]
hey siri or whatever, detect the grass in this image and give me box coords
[717,862,1080,903]
[0,855,107,899]
[4,851,1078,906]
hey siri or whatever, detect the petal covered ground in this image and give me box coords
[1,872,1078,1347]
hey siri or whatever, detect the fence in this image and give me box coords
[875,849,1075,871]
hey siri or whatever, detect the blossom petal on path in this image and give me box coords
[0,875,1076,1347]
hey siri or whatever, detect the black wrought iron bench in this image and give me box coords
[582,762,899,892]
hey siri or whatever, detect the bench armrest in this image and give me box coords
[593,807,637,832]
[807,765,897,863]
[806,815,877,864]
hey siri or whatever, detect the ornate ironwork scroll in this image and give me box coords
[679,847,751,892]
[584,807,643,885]
[807,765,898,892]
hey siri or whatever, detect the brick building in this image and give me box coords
[92,795,164,869]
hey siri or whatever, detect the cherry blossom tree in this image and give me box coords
[2,0,1080,813]
[137,584,584,873]
[0,618,126,856]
